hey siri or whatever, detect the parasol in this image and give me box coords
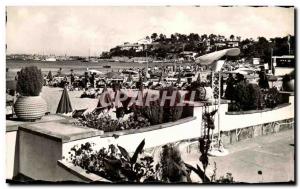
[195,48,240,68]
[56,87,73,114]
[105,71,123,79]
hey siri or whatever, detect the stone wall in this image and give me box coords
[220,118,294,145]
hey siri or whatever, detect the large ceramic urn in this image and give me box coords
[14,95,47,121]
[283,79,295,92]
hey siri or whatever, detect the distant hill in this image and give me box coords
[101,33,294,62]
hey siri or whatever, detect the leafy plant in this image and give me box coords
[69,140,160,183]
[103,139,152,182]
[184,109,218,183]
[210,162,234,183]
[160,144,191,183]
[264,87,281,108]
[185,110,218,182]
[183,108,235,183]
[16,66,43,96]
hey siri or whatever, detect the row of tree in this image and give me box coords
[101,33,294,62]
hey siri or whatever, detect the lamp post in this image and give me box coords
[208,60,229,157]
[217,70,221,143]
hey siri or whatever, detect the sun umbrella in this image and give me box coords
[122,69,138,75]
[105,71,123,79]
[88,69,103,75]
[195,48,240,71]
[56,87,73,114]
[225,70,249,75]
[47,71,53,80]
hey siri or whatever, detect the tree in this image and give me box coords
[201,34,208,41]
[159,33,166,42]
[270,36,294,56]
[151,33,158,41]
[209,34,216,40]
[230,35,235,41]
[178,34,188,42]
[170,34,177,42]
[256,37,271,61]
[188,33,200,42]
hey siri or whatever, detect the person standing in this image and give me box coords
[57,67,62,76]
[84,72,89,88]
[225,73,235,100]
[70,69,75,85]
[15,71,20,81]
[90,73,95,88]
[258,67,269,89]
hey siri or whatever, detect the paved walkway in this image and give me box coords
[182,129,295,183]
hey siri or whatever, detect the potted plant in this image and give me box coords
[14,66,47,121]
[282,70,295,92]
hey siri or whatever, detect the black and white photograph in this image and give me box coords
[5,5,295,184]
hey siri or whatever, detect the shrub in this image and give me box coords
[132,86,183,125]
[16,66,43,96]
[233,82,263,111]
[282,71,295,91]
[133,92,163,125]
[76,113,151,132]
[264,87,281,108]
[159,86,183,123]
[186,81,206,101]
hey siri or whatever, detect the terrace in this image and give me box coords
[6,48,295,183]
[6,92,294,182]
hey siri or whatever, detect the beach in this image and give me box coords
[6,60,193,80]
[40,86,99,114]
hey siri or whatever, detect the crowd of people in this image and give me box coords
[37,61,275,103]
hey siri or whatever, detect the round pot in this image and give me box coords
[283,79,294,92]
[14,95,47,121]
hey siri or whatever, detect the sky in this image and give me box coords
[6,6,294,56]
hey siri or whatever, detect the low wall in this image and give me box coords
[6,131,19,180]
[17,128,84,182]
[6,95,294,181]
[220,118,294,145]
[7,114,203,181]
[218,95,294,131]
[62,115,201,158]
